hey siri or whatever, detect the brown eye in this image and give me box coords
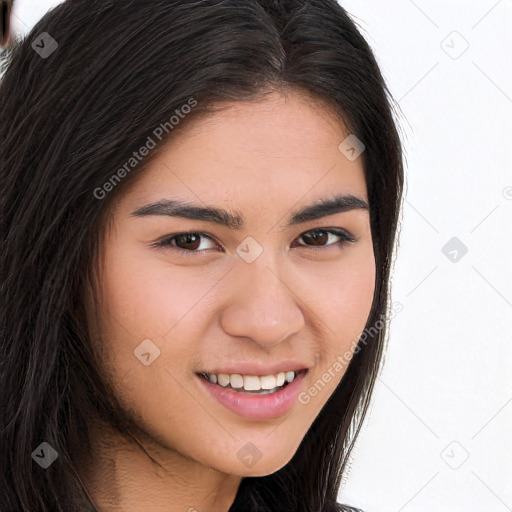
[174,233,202,250]
[301,230,329,246]
[152,232,219,254]
[295,228,355,249]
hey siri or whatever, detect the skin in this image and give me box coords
[82,90,376,512]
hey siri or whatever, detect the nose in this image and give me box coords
[219,259,306,349]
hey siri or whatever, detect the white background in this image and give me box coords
[6,1,512,510]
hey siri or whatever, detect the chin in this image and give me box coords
[208,439,300,478]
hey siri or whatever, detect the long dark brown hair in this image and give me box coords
[0,1,404,510]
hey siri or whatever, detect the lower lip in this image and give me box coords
[198,371,307,420]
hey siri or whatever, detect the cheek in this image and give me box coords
[296,251,375,418]
[334,261,376,335]
[310,244,376,383]
[97,239,214,350]
[91,239,225,426]
[322,246,376,341]
[93,244,212,444]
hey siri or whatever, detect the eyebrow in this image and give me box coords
[130,194,369,230]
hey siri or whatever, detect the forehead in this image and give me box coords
[119,92,368,213]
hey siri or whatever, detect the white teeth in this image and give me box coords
[259,375,276,390]
[218,373,230,387]
[230,374,244,389]
[243,375,261,391]
[203,370,300,392]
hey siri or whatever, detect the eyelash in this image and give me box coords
[151,228,357,256]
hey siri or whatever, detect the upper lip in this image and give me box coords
[199,360,310,376]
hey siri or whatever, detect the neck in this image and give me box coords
[77,419,241,512]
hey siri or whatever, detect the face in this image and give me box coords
[90,91,376,477]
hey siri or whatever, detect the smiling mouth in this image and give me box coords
[197,369,307,395]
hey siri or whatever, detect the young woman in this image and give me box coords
[0,1,404,510]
